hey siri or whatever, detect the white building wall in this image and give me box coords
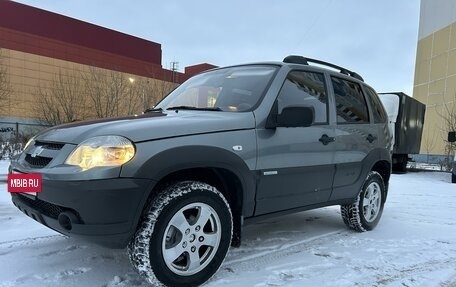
[419,0,456,40]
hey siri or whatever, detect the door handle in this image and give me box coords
[319,134,335,145]
[366,134,377,143]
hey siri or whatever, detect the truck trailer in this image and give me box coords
[379,92,426,172]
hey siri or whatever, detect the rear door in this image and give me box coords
[364,86,390,151]
[329,76,378,200]
[255,70,336,215]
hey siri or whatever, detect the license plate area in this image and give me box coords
[8,171,42,197]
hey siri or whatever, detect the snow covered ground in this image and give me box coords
[0,160,455,287]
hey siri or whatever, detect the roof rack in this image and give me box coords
[283,55,364,82]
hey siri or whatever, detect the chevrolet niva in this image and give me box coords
[10,56,391,287]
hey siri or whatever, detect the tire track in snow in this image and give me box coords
[440,273,456,287]
[0,234,63,248]
[369,258,456,286]
[223,229,345,267]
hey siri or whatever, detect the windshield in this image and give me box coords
[156,65,278,112]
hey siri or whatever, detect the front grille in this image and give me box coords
[14,194,81,221]
[35,141,65,150]
[23,140,65,168]
[25,154,52,168]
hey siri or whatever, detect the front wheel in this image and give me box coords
[341,171,386,232]
[128,181,233,287]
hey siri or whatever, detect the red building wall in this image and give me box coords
[185,63,218,76]
[0,0,194,82]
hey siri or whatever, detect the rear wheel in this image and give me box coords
[128,181,232,287]
[341,171,386,232]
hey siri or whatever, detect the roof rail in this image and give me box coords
[283,55,364,82]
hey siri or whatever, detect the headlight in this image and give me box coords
[65,136,135,171]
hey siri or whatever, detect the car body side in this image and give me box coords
[9,63,391,248]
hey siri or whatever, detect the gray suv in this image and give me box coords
[10,55,391,287]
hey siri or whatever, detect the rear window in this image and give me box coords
[364,86,387,123]
[331,77,369,124]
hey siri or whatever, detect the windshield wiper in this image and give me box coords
[166,106,222,111]
[143,107,163,113]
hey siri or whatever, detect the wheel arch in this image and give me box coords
[371,148,392,200]
[371,160,391,188]
[133,146,255,247]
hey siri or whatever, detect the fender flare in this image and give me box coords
[133,145,256,217]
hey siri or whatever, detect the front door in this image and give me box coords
[255,70,336,215]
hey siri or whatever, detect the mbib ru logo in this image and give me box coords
[8,174,42,193]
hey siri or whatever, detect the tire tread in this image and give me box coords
[340,171,384,232]
[128,181,232,287]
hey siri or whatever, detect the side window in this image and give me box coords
[277,71,328,124]
[364,86,387,123]
[331,77,369,124]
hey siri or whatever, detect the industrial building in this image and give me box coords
[0,1,215,136]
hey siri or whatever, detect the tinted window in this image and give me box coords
[277,71,328,124]
[331,77,369,123]
[364,86,387,123]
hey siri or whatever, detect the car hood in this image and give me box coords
[35,111,256,144]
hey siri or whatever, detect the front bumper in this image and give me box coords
[11,177,155,248]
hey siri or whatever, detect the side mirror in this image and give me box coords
[276,106,314,128]
[449,131,456,143]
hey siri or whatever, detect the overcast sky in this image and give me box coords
[15,0,421,95]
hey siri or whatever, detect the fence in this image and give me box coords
[0,120,50,141]
[0,120,50,159]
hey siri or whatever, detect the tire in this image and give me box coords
[341,171,386,232]
[452,172,456,183]
[128,181,233,287]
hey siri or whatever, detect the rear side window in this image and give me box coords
[364,86,387,123]
[331,77,369,124]
[277,71,328,124]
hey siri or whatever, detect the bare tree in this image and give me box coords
[82,67,146,117]
[35,66,179,124]
[83,67,176,116]
[0,49,11,112]
[437,93,456,169]
[121,77,143,115]
[143,67,178,109]
[34,70,87,126]
[443,94,456,134]
[82,67,121,118]
[422,128,437,163]
[139,78,176,111]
